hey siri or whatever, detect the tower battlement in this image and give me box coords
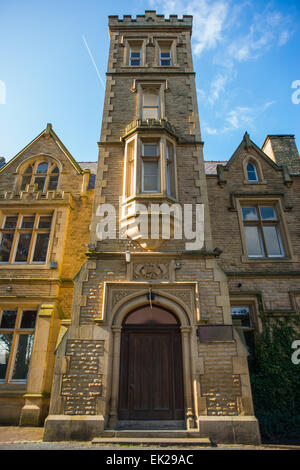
[108,10,193,31]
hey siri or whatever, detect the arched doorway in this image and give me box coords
[118,305,185,421]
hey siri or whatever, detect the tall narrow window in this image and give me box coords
[242,205,284,258]
[142,143,160,193]
[160,47,172,66]
[0,213,52,264]
[142,90,159,120]
[166,142,176,198]
[247,162,258,182]
[231,306,255,356]
[0,307,37,383]
[125,140,135,197]
[130,47,141,66]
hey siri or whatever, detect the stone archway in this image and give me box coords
[118,305,185,423]
[107,292,195,430]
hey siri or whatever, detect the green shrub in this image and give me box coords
[248,313,300,443]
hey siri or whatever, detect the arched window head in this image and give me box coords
[20,159,60,192]
[247,162,258,182]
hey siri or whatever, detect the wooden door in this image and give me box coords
[118,321,184,421]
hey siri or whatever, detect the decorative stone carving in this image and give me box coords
[133,263,169,280]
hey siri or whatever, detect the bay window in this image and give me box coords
[123,136,177,199]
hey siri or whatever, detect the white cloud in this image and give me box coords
[222,101,276,133]
[149,0,229,56]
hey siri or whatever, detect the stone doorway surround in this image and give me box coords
[103,282,198,431]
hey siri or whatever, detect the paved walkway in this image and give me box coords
[0,427,299,451]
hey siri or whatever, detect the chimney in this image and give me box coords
[262,135,300,173]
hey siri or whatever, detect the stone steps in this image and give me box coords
[92,436,213,447]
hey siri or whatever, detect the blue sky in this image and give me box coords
[0,0,299,163]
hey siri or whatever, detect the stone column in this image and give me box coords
[108,326,122,428]
[181,326,195,430]
[20,304,54,426]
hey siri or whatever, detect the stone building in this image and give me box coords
[0,124,95,425]
[1,11,300,445]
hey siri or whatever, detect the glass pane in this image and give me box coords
[4,216,18,229]
[36,162,48,174]
[51,166,59,174]
[143,161,158,191]
[143,92,158,107]
[21,175,31,190]
[244,226,264,257]
[143,144,158,157]
[0,310,17,329]
[32,233,50,262]
[12,334,34,381]
[143,107,159,119]
[0,334,13,381]
[48,176,58,190]
[160,59,171,66]
[0,233,14,262]
[130,59,140,66]
[15,233,32,262]
[125,306,178,325]
[260,207,277,220]
[166,144,173,161]
[263,226,284,257]
[131,51,140,58]
[24,165,33,174]
[247,163,258,181]
[231,306,252,328]
[242,207,258,221]
[20,310,37,329]
[34,176,46,191]
[38,216,52,229]
[160,51,171,58]
[21,216,35,229]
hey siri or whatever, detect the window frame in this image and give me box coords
[236,197,293,262]
[0,306,37,384]
[230,302,259,357]
[142,90,160,120]
[122,134,178,201]
[18,158,60,193]
[0,212,53,265]
[141,142,160,193]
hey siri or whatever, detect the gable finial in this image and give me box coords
[243,131,251,150]
[45,123,52,135]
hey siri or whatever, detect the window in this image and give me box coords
[160,46,172,66]
[166,142,176,198]
[242,205,284,258]
[125,140,135,197]
[142,90,159,120]
[0,213,52,264]
[231,306,255,356]
[141,143,160,192]
[0,307,37,383]
[20,160,59,192]
[130,47,141,66]
[247,162,258,182]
